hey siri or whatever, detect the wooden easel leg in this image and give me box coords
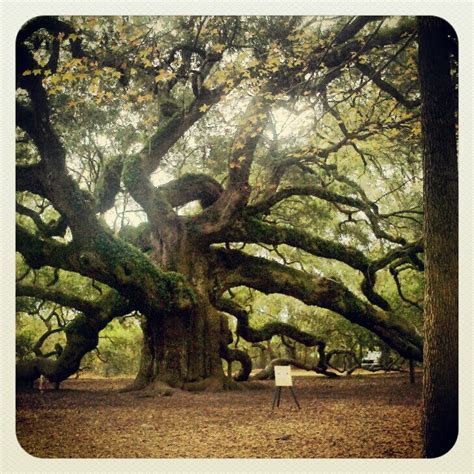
[276,387,282,407]
[272,387,279,410]
[289,386,301,409]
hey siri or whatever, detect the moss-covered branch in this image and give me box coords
[16,282,131,317]
[219,344,252,382]
[16,280,134,387]
[249,185,406,245]
[157,173,224,209]
[17,224,196,316]
[218,216,422,310]
[212,248,423,361]
[16,311,112,387]
[222,216,371,272]
[16,203,67,238]
[216,297,326,348]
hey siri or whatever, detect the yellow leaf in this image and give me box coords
[43,69,51,77]
[88,82,99,94]
[213,70,227,85]
[154,69,175,82]
[234,142,245,150]
[32,69,42,76]
[237,155,246,162]
[199,104,210,113]
[63,71,74,82]
[212,43,226,53]
[22,70,32,76]
[247,58,259,68]
[50,74,61,85]
[68,33,78,42]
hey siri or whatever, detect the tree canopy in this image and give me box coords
[16,15,425,390]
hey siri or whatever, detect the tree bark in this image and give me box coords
[418,16,458,458]
[127,229,229,391]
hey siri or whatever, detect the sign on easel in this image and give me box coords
[272,365,301,409]
[275,365,292,386]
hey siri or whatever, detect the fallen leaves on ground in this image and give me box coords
[16,372,422,458]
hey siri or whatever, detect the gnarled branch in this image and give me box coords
[212,248,423,361]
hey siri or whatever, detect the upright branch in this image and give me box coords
[192,95,270,237]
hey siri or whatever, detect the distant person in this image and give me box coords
[38,374,46,393]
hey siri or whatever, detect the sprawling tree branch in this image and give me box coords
[17,224,195,316]
[16,278,134,386]
[17,282,131,317]
[157,173,224,209]
[211,248,423,361]
[249,184,407,245]
[17,312,111,386]
[219,344,252,382]
[189,95,270,237]
[217,214,422,310]
[216,297,326,348]
[16,203,67,237]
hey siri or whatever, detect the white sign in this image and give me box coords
[274,365,293,386]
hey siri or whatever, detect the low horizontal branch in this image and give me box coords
[216,297,325,348]
[212,248,423,361]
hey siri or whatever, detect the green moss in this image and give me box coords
[65,314,98,351]
[93,231,196,312]
[150,113,181,150]
[119,222,150,245]
[122,154,144,191]
[95,157,123,211]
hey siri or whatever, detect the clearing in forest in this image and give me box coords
[16,372,422,459]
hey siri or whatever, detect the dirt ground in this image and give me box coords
[16,371,422,458]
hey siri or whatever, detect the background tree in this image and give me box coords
[417,16,458,457]
[16,16,426,392]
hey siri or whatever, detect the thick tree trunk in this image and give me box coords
[140,303,226,390]
[418,17,458,458]
[130,228,228,392]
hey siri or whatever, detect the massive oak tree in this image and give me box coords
[16,16,426,391]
